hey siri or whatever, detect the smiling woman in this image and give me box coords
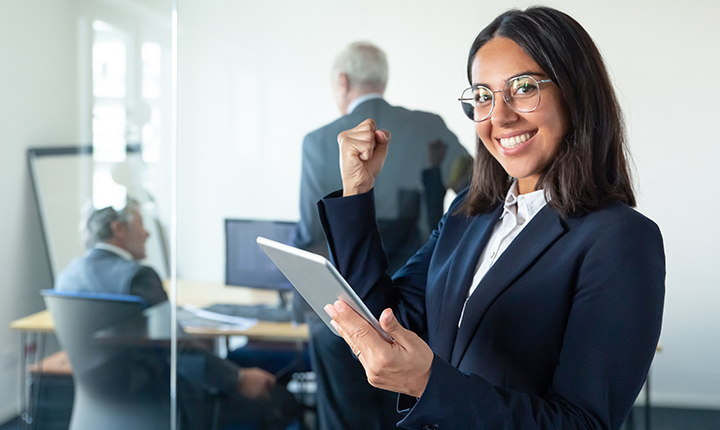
[320,6,665,430]
[462,8,633,216]
[469,37,570,196]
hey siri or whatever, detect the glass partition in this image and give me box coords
[23,0,177,429]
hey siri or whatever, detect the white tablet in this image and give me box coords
[256,236,393,343]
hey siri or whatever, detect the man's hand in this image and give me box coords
[237,367,276,400]
[324,300,433,397]
[337,119,391,196]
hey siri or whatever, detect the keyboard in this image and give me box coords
[203,303,294,322]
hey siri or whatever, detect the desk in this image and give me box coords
[10,311,55,428]
[9,282,308,428]
[12,308,309,343]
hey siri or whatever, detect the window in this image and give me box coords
[89,18,168,208]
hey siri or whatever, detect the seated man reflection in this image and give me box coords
[55,199,300,429]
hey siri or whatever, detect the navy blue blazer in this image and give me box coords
[318,189,665,430]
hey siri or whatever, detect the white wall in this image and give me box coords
[178,0,720,409]
[0,0,79,421]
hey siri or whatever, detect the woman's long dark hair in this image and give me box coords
[461,7,635,218]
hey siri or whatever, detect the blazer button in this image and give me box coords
[422,425,439,430]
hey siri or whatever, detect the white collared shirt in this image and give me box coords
[94,242,134,261]
[347,93,383,114]
[458,181,548,326]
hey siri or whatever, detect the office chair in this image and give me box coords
[41,289,173,430]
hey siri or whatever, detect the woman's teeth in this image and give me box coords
[499,132,533,149]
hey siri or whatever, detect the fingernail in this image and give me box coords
[330,320,340,331]
[324,304,335,317]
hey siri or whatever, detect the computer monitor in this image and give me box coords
[224,218,297,291]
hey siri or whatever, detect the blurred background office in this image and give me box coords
[1,0,719,429]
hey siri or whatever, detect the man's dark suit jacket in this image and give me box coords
[318,189,665,430]
[295,97,469,269]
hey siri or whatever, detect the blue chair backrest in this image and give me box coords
[41,290,172,429]
[41,289,150,374]
[41,289,149,308]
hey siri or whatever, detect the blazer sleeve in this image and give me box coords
[319,190,665,430]
[319,189,444,336]
[130,266,168,306]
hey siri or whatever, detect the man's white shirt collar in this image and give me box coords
[347,93,383,114]
[95,242,134,261]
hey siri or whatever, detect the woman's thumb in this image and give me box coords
[379,308,404,336]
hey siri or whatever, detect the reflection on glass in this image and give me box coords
[92,20,126,98]
[141,41,163,162]
[20,2,178,428]
[92,19,128,164]
[92,168,127,209]
[92,102,126,162]
[142,42,162,99]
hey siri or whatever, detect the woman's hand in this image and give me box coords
[324,300,433,398]
[337,119,391,196]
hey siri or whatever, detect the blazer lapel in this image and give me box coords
[433,205,502,361]
[450,206,566,366]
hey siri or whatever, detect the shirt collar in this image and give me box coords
[347,93,383,114]
[500,180,548,220]
[95,242,134,261]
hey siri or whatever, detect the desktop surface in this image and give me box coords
[203,303,294,322]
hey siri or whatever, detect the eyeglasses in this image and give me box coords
[459,75,553,122]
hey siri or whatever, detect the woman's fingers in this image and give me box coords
[324,301,433,397]
[337,119,391,196]
[337,118,377,161]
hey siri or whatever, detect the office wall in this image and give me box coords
[0,0,79,421]
[178,0,720,409]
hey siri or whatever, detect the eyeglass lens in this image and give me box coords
[460,75,543,122]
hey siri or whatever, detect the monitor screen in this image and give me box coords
[225,219,297,290]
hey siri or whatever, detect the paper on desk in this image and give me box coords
[179,304,258,330]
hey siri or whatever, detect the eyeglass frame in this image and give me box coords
[458,74,553,122]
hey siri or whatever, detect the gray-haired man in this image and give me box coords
[55,200,300,429]
[294,42,470,430]
[56,200,166,305]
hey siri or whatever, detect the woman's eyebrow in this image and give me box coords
[472,71,546,88]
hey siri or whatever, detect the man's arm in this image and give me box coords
[129,266,168,305]
[294,132,338,256]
